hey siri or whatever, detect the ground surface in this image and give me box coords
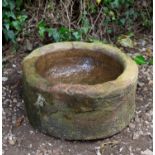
[2,35,153,155]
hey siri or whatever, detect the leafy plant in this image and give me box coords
[37,20,89,42]
[134,55,147,65]
[94,0,152,35]
[37,20,47,39]
[3,0,27,44]
[148,58,153,65]
[134,55,153,65]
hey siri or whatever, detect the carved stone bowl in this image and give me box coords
[22,42,138,140]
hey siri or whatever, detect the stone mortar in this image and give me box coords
[22,42,138,140]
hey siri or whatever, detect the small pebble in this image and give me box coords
[2,77,8,82]
[141,149,153,155]
[12,64,16,68]
[133,132,139,140]
[29,144,32,148]
[8,135,16,145]
[129,123,135,129]
[119,147,123,152]
[13,98,17,103]
[29,130,34,134]
[133,130,143,140]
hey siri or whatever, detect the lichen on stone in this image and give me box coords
[35,93,47,108]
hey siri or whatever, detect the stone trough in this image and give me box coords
[22,42,138,140]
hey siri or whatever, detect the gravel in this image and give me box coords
[2,35,153,155]
[141,149,153,155]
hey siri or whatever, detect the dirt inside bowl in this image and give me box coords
[35,49,124,85]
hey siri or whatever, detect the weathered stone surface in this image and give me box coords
[22,42,138,140]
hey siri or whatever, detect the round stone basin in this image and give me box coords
[36,49,123,85]
[22,42,138,140]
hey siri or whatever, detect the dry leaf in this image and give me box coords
[16,115,24,127]
[117,35,134,48]
[145,48,152,57]
[100,140,119,154]
[96,0,102,5]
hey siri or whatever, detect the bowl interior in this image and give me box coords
[35,49,124,85]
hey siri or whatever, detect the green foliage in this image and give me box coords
[37,20,90,42]
[3,0,152,46]
[3,0,27,44]
[134,55,147,65]
[102,0,142,30]
[88,0,152,35]
[149,58,153,65]
[134,55,153,65]
[37,20,47,39]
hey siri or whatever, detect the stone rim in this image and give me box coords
[22,42,138,98]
